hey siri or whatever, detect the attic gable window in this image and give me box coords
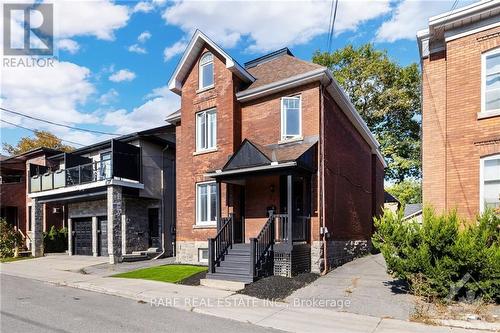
[199,52,214,90]
[482,48,500,114]
[281,96,302,141]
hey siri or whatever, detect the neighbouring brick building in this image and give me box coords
[166,30,385,283]
[418,0,500,219]
[0,148,65,249]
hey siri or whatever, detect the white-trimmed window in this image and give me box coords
[196,181,217,225]
[480,154,500,212]
[482,48,500,114]
[198,248,209,263]
[196,109,217,152]
[199,52,214,90]
[281,96,302,141]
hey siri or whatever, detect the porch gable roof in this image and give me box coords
[207,137,317,178]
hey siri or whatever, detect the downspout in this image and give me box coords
[153,144,170,260]
[320,80,331,276]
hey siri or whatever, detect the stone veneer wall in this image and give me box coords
[176,240,209,265]
[310,239,371,273]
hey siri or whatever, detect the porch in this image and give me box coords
[205,138,317,283]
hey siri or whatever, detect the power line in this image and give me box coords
[0,119,85,147]
[327,0,339,53]
[0,107,124,136]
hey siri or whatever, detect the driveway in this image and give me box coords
[287,253,414,320]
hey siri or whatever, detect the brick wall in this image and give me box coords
[323,90,375,241]
[422,26,500,219]
[176,46,239,243]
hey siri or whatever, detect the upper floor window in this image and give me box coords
[199,52,214,90]
[281,96,302,141]
[482,48,500,114]
[196,108,217,152]
[480,154,500,212]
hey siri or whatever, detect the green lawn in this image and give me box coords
[0,256,33,263]
[111,264,207,283]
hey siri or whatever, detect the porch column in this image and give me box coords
[92,216,98,257]
[107,185,123,264]
[287,174,293,246]
[216,180,222,230]
[31,198,43,257]
[67,218,73,256]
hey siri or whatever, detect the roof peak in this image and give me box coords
[244,47,294,69]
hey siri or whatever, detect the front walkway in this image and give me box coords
[288,253,414,320]
[0,254,489,333]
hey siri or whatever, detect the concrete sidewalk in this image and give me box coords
[0,256,492,333]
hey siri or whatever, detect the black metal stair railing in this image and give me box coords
[208,215,234,274]
[250,213,275,278]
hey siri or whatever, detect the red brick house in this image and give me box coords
[166,31,385,283]
[0,148,65,249]
[418,1,500,219]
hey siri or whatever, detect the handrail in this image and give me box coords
[250,212,275,278]
[208,214,234,273]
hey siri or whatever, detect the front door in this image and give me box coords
[98,217,108,256]
[73,218,92,255]
[148,208,160,248]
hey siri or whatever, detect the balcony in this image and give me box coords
[29,140,141,195]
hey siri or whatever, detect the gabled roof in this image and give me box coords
[168,30,255,95]
[403,203,423,219]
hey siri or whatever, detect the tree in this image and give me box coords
[313,44,421,182]
[386,180,422,205]
[3,131,74,155]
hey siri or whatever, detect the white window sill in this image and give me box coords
[193,148,218,156]
[196,85,215,94]
[193,224,217,229]
[478,110,500,120]
[278,136,303,144]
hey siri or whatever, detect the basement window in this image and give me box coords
[198,248,209,263]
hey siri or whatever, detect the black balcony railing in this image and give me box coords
[30,160,113,193]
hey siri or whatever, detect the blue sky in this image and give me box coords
[0,0,476,153]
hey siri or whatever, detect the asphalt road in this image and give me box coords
[0,274,282,333]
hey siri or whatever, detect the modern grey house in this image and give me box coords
[27,126,176,263]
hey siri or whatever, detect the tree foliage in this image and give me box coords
[372,208,500,302]
[386,180,422,206]
[0,218,22,258]
[313,44,421,182]
[3,131,74,155]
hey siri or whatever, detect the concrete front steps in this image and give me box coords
[202,243,254,290]
[121,248,160,262]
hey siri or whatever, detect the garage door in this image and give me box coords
[73,219,92,255]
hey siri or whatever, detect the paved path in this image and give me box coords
[1,274,280,333]
[288,253,414,320]
[0,255,489,333]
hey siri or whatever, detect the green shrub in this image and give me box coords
[0,218,22,258]
[43,226,68,253]
[372,208,500,303]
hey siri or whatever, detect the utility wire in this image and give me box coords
[327,0,339,53]
[0,119,86,147]
[0,107,124,136]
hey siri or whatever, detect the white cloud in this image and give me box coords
[162,0,391,52]
[56,39,80,54]
[376,0,476,42]
[133,1,154,13]
[109,69,136,82]
[128,44,147,54]
[103,85,180,133]
[98,89,119,105]
[55,0,130,40]
[0,59,104,146]
[138,31,152,43]
[164,40,188,61]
